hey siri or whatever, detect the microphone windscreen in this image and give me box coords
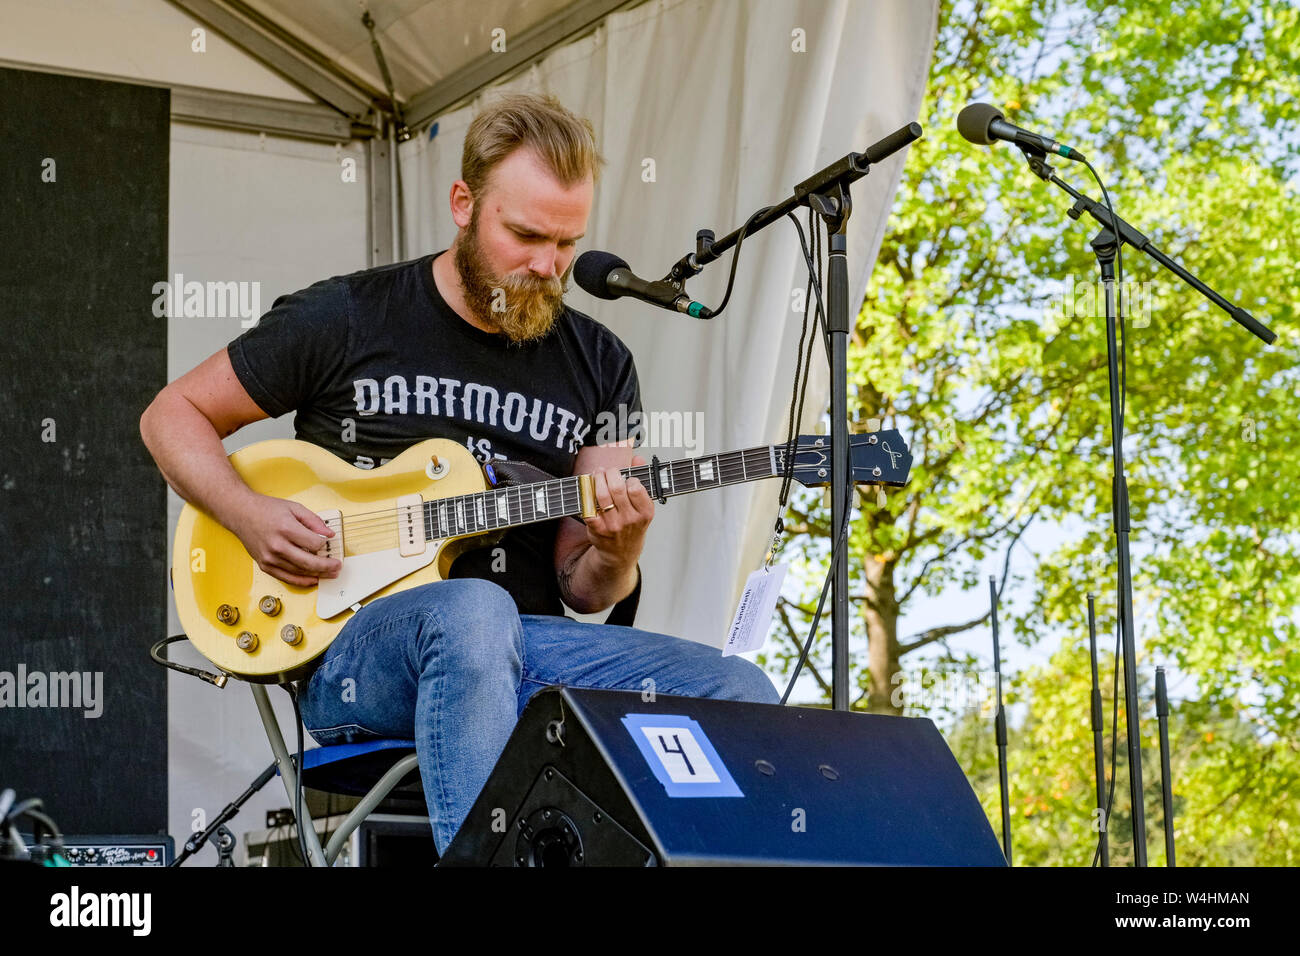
[957,103,1004,145]
[573,250,628,300]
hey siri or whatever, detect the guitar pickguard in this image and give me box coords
[315,542,444,619]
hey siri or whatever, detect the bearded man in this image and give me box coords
[139,91,778,856]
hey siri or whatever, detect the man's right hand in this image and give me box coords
[228,493,342,588]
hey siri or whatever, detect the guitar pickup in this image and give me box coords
[317,509,343,560]
[396,494,426,556]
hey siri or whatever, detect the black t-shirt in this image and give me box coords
[227,252,642,615]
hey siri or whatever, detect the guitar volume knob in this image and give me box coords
[216,604,240,625]
[280,625,304,646]
[236,631,259,652]
[259,595,282,616]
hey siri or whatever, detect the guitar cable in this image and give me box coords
[151,635,230,688]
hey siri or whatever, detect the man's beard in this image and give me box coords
[454,212,569,344]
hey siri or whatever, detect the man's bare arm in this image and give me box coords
[140,350,265,526]
[139,349,340,586]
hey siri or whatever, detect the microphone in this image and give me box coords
[957,103,1086,162]
[574,250,714,318]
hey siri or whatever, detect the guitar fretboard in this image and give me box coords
[419,444,788,540]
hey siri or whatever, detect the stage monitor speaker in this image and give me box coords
[438,688,1005,867]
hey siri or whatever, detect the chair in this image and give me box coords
[159,568,641,867]
[249,683,419,866]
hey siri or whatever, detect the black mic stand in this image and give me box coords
[1019,146,1276,866]
[171,761,277,867]
[1087,593,1109,866]
[1156,666,1176,866]
[662,122,923,710]
[989,575,1012,864]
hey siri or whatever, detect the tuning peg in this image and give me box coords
[866,417,881,433]
[857,485,888,509]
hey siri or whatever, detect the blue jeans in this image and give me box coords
[298,577,779,854]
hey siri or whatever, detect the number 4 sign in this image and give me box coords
[621,713,743,797]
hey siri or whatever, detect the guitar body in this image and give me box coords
[172,438,490,684]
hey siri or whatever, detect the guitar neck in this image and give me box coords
[420,444,790,541]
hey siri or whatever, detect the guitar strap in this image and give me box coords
[485,458,558,490]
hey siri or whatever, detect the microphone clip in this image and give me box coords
[667,229,715,283]
[1017,142,1056,182]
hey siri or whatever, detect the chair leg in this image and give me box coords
[250,684,328,867]
[322,753,421,864]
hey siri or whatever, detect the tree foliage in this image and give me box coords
[761,0,1300,865]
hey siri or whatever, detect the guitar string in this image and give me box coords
[332,453,775,534]
[333,458,775,547]
[321,448,781,533]
[331,445,782,527]
[318,450,787,555]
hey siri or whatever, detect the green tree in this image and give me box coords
[761,0,1300,864]
[945,638,1300,866]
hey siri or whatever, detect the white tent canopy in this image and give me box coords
[3,0,936,859]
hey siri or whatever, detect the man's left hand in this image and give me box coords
[583,453,654,566]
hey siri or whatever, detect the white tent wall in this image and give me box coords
[165,124,370,858]
[399,0,938,647]
[6,0,937,858]
[5,0,372,859]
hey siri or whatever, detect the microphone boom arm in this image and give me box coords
[667,123,924,284]
[1021,146,1276,344]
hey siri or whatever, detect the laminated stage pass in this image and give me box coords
[723,563,787,657]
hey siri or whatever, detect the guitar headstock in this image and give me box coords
[780,430,912,488]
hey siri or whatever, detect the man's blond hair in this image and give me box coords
[462,91,604,199]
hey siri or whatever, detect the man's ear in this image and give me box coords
[449,180,473,228]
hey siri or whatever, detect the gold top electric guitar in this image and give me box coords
[171,431,912,683]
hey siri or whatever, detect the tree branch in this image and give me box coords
[898,513,1034,653]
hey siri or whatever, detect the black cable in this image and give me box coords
[776,208,825,506]
[1077,159,1126,867]
[280,820,304,867]
[706,205,775,319]
[781,472,855,706]
[1,794,64,864]
[151,635,229,688]
[772,207,858,706]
